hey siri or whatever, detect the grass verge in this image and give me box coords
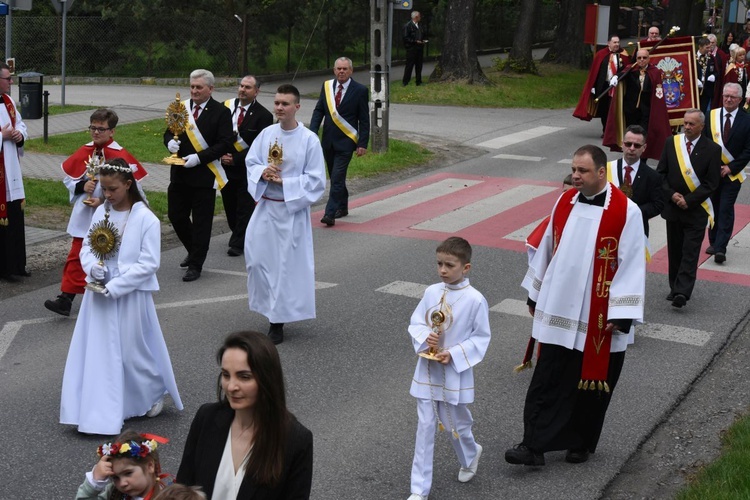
[388,62,585,108]
[676,415,750,499]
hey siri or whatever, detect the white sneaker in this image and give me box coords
[458,444,483,482]
[146,398,164,418]
[407,495,428,500]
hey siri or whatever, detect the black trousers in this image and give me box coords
[0,199,26,276]
[522,343,625,454]
[167,182,216,271]
[666,216,706,299]
[222,176,255,251]
[323,146,354,218]
[403,46,424,85]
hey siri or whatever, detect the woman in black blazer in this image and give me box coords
[176,331,313,499]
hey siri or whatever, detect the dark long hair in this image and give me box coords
[99,157,145,206]
[216,331,290,487]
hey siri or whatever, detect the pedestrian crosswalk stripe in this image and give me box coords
[413,185,557,233]
[344,178,483,224]
[476,126,565,149]
[492,154,545,162]
[490,299,712,347]
[375,281,428,299]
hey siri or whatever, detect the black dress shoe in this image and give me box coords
[334,209,349,218]
[183,269,201,282]
[227,247,242,257]
[565,449,590,464]
[320,215,335,227]
[179,257,189,268]
[504,444,545,466]
[666,292,675,301]
[714,252,726,264]
[705,245,715,255]
[44,295,73,317]
[268,323,284,345]
[672,293,687,308]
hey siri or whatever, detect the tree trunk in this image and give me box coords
[504,0,541,74]
[542,0,591,69]
[430,0,489,84]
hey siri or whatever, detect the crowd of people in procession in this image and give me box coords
[0,12,748,500]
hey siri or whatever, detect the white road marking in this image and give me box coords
[504,216,549,242]
[476,126,566,149]
[491,299,712,347]
[492,154,545,162]
[375,281,428,299]
[345,178,483,224]
[0,317,58,362]
[557,159,572,164]
[412,185,557,233]
[202,268,337,289]
[699,222,750,275]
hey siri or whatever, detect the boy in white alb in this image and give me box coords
[407,237,491,500]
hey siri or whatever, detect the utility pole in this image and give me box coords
[370,0,391,153]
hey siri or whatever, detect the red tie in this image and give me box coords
[193,104,201,121]
[238,106,245,126]
[335,83,343,108]
[624,165,633,186]
[686,140,693,155]
[724,113,732,140]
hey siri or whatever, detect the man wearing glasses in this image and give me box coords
[606,125,664,237]
[603,49,671,161]
[0,62,28,283]
[44,108,147,316]
[703,83,750,264]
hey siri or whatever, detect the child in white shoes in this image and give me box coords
[407,237,491,500]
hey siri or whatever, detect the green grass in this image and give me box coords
[22,177,224,223]
[676,416,750,499]
[388,62,586,108]
[46,104,98,116]
[25,119,168,163]
[348,139,432,178]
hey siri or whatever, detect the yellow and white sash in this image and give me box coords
[184,99,228,190]
[674,135,715,227]
[709,108,746,183]
[224,99,250,153]
[606,160,652,262]
[324,80,358,145]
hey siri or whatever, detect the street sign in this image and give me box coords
[393,0,412,10]
[0,4,8,15]
[50,0,74,14]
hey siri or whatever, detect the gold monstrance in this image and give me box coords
[163,93,189,166]
[85,210,120,294]
[419,297,454,361]
[81,155,101,206]
[268,139,283,168]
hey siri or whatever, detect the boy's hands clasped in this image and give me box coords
[426,332,452,365]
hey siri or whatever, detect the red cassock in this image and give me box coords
[61,140,148,181]
[602,64,672,161]
[573,48,631,121]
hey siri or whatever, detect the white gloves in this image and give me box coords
[609,76,618,87]
[183,154,200,168]
[707,74,716,82]
[591,87,596,94]
[90,264,107,281]
[167,139,181,153]
[697,79,704,89]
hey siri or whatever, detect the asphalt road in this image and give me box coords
[2,78,750,499]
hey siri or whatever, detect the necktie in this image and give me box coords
[724,112,732,140]
[335,83,343,108]
[193,104,201,121]
[624,165,633,186]
[686,140,693,155]
[238,106,245,126]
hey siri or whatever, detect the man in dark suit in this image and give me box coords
[220,75,273,257]
[696,37,720,114]
[310,57,370,227]
[164,69,233,282]
[402,11,427,86]
[657,109,721,308]
[608,125,665,236]
[703,82,750,264]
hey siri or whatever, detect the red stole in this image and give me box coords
[61,140,148,180]
[517,186,628,391]
[0,93,17,225]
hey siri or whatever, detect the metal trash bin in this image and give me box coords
[18,72,43,119]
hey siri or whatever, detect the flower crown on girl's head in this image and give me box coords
[97,433,167,459]
[97,162,137,174]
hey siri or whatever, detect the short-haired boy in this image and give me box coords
[407,236,491,500]
[43,108,146,316]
